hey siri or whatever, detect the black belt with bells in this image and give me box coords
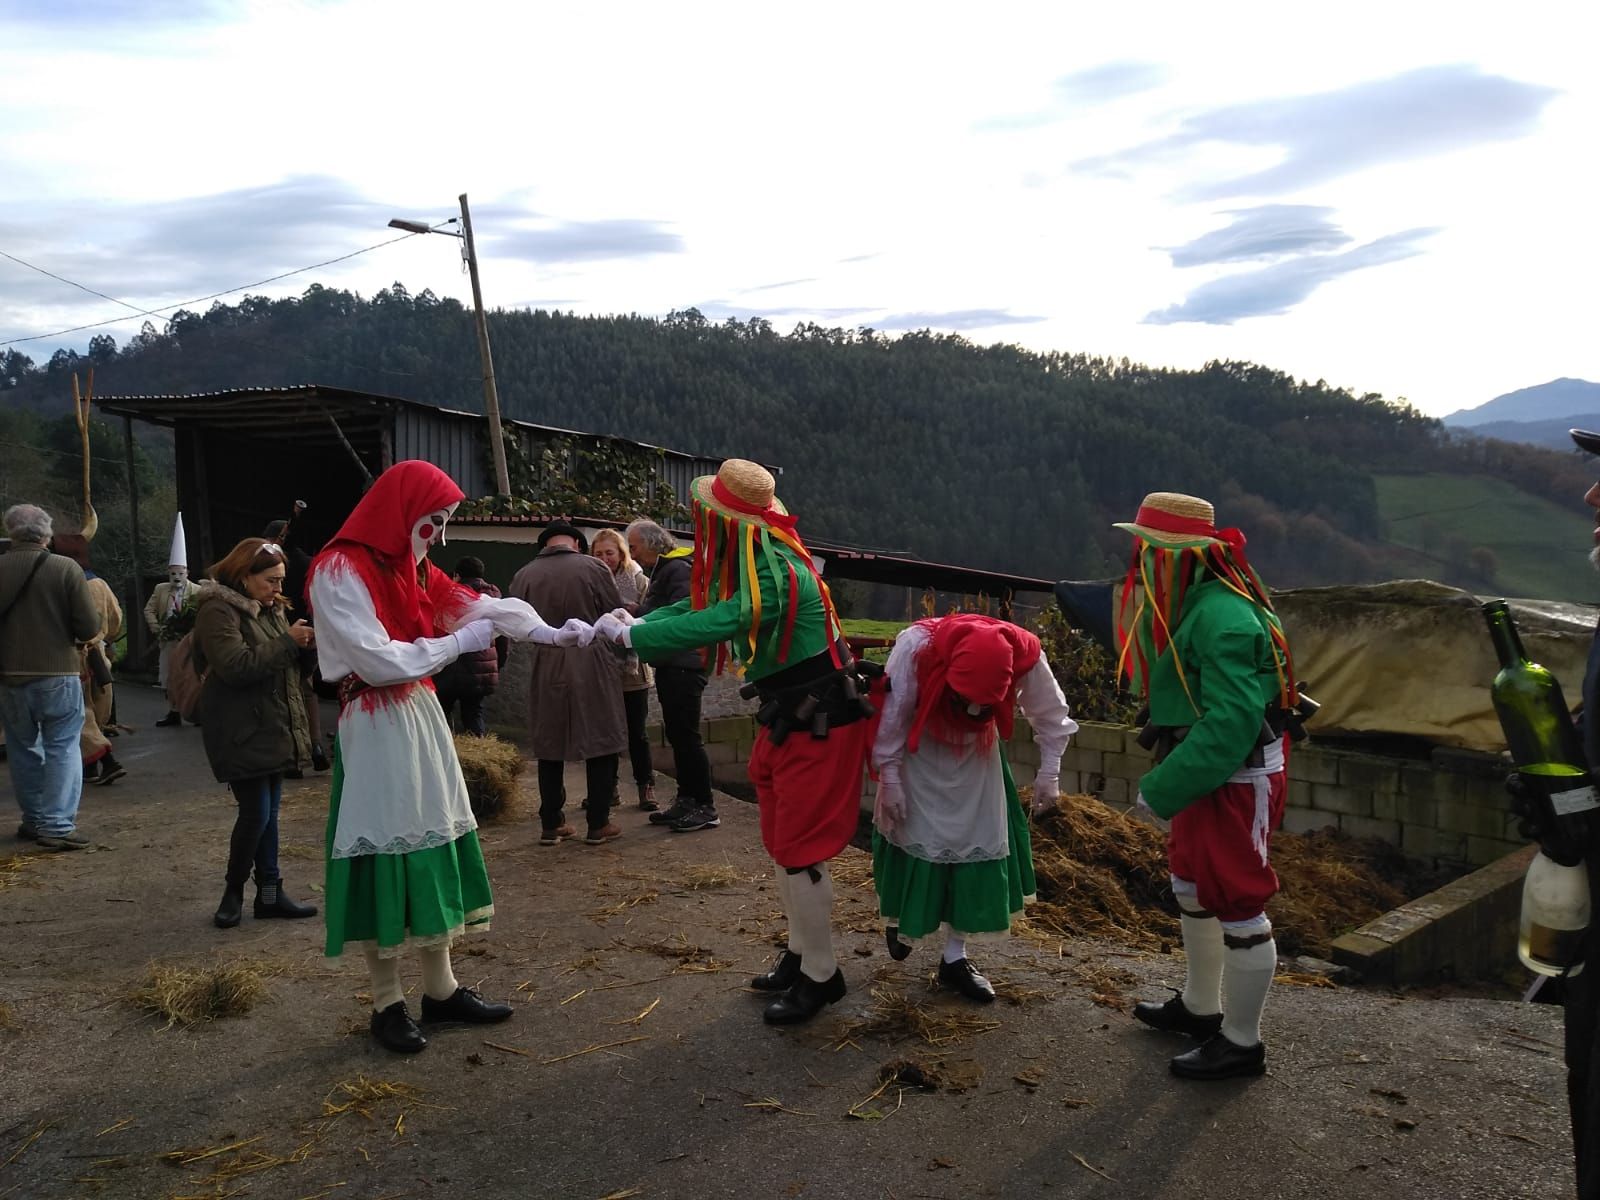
[740,650,883,745]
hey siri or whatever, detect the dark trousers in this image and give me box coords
[438,690,488,737]
[225,774,282,889]
[623,689,654,790]
[655,666,711,805]
[537,755,617,833]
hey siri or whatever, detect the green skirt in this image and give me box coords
[323,739,494,958]
[872,758,1036,940]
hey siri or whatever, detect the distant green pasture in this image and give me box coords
[1374,473,1595,603]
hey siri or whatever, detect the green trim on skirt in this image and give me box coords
[873,757,1036,939]
[323,738,494,958]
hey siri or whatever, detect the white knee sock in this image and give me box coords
[786,866,837,983]
[773,865,802,957]
[1221,924,1276,1048]
[1180,911,1224,1017]
[942,933,967,964]
[363,946,404,1012]
[418,945,460,1002]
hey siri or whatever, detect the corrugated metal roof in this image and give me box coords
[92,383,741,466]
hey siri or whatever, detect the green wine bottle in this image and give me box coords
[1483,599,1593,978]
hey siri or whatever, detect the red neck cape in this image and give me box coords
[906,614,1042,755]
[307,461,476,649]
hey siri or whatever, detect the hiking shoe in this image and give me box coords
[36,831,91,851]
[539,824,576,846]
[649,798,692,826]
[584,823,622,845]
[669,805,720,833]
[15,823,38,841]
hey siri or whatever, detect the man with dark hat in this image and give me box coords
[1115,492,1301,1081]
[1522,428,1600,1197]
[594,460,879,1025]
[509,522,629,846]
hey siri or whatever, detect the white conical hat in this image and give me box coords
[168,513,188,568]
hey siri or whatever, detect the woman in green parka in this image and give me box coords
[193,537,319,930]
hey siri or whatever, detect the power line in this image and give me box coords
[0,231,420,349]
[0,249,155,319]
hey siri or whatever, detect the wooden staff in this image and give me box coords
[72,369,98,539]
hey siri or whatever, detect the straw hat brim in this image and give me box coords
[690,474,788,526]
[1112,520,1219,550]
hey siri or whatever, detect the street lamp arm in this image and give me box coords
[387,218,463,238]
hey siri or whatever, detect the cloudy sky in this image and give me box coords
[2,0,1594,417]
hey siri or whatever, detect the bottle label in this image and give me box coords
[1551,785,1600,815]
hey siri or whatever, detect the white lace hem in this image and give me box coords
[884,909,1035,943]
[886,839,1010,865]
[331,818,479,860]
[330,906,495,959]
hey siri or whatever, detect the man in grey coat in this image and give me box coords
[0,504,101,850]
[509,523,628,846]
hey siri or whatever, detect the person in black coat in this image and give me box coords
[625,519,714,828]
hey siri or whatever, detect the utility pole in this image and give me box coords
[458,193,511,496]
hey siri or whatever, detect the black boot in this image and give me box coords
[751,949,803,991]
[254,877,317,920]
[214,885,244,928]
[763,969,846,1024]
[155,710,182,728]
[370,1001,427,1054]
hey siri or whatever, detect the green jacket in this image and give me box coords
[629,540,832,683]
[0,544,100,681]
[192,582,310,783]
[1138,578,1285,819]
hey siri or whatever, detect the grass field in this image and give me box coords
[1374,473,1596,602]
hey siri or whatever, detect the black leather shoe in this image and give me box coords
[751,949,803,991]
[1170,1033,1266,1080]
[155,711,183,727]
[420,986,514,1024]
[254,887,318,920]
[213,886,244,928]
[371,1001,428,1053]
[885,925,912,961]
[936,957,996,1003]
[763,969,846,1025]
[1133,991,1224,1039]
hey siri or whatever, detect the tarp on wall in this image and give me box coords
[1273,581,1596,752]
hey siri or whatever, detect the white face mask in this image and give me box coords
[410,504,458,563]
[168,567,188,587]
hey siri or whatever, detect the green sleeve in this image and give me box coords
[196,604,298,686]
[1138,622,1269,819]
[640,597,692,622]
[629,596,744,662]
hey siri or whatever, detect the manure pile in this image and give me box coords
[1028,792,1415,958]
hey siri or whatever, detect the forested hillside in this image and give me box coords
[3,284,1594,598]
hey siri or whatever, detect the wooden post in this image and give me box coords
[458,192,511,496]
[122,415,146,666]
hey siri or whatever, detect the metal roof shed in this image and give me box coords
[94,384,723,569]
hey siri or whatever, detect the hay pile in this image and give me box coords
[454,734,525,821]
[128,959,277,1027]
[1029,792,1414,959]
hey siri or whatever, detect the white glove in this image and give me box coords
[607,608,640,627]
[593,612,629,644]
[451,618,495,656]
[1030,771,1060,816]
[553,618,593,648]
[874,777,907,836]
[1134,789,1168,828]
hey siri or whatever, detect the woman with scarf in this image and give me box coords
[870,614,1076,1001]
[1115,492,1298,1083]
[307,461,589,1054]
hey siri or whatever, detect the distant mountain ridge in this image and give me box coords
[1445,378,1600,427]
